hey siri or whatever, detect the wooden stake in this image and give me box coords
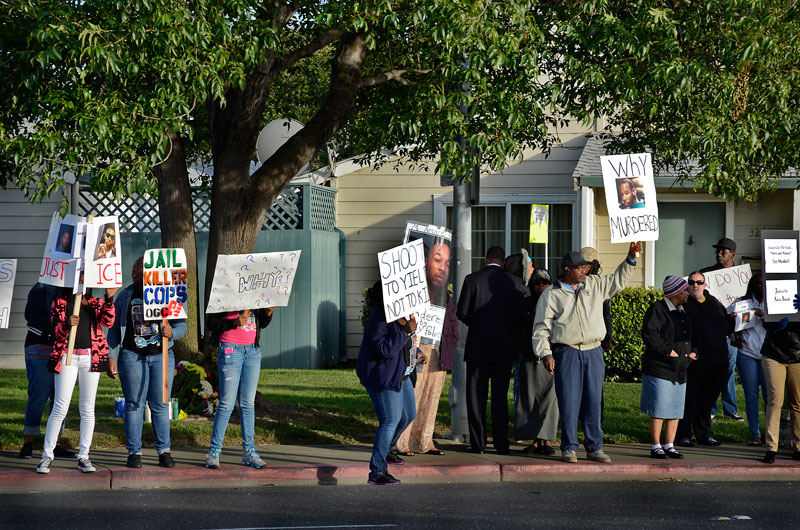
[162,316,169,403]
[64,294,81,367]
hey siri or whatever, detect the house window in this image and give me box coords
[445,202,574,274]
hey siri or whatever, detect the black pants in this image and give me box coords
[677,361,727,441]
[466,361,513,452]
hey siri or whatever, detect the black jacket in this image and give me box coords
[761,321,800,364]
[641,300,696,383]
[684,290,732,366]
[206,309,272,348]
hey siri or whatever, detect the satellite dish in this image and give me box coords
[256,119,308,176]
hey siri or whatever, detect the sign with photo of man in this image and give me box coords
[601,153,660,243]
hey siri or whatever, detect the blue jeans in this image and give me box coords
[23,345,61,436]
[736,353,767,439]
[712,342,739,416]
[553,346,605,453]
[366,378,416,476]
[118,348,175,454]
[210,343,261,451]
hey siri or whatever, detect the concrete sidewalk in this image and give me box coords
[1,440,798,493]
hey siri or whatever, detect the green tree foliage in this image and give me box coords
[606,286,664,382]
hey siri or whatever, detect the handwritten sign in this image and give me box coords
[39,213,85,288]
[378,239,430,323]
[142,248,188,320]
[764,239,798,274]
[703,264,752,306]
[601,153,659,243]
[0,259,17,328]
[83,216,122,289]
[766,279,797,315]
[205,251,302,313]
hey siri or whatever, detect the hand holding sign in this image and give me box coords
[377,239,430,323]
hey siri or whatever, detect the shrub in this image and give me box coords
[172,361,219,416]
[605,286,663,382]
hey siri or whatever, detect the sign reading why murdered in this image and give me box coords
[205,251,302,313]
[142,248,188,320]
[83,216,122,289]
[378,239,430,323]
[39,212,85,288]
[0,259,17,329]
[703,264,752,307]
[601,153,659,243]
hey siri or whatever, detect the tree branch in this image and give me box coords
[358,68,432,89]
[277,28,346,71]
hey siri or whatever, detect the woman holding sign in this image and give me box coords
[205,306,276,469]
[357,281,425,485]
[36,287,117,474]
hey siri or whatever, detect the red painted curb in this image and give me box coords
[0,468,111,493]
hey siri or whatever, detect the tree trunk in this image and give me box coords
[154,131,201,360]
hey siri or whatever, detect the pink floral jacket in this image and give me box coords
[49,296,115,373]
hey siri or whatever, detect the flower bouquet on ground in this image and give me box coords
[172,361,220,417]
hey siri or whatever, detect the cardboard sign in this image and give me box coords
[601,153,659,243]
[205,251,302,313]
[0,259,17,328]
[728,299,760,332]
[83,216,122,288]
[142,248,188,321]
[764,239,798,274]
[765,279,797,315]
[403,222,451,344]
[703,264,752,306]
[39,212,84,288]
[378,239,430,323]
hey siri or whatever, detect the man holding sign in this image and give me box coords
[107,257,186,469]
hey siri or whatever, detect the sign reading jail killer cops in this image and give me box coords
[601,153,659,243]
[39,212,85,288]
[378,239,430,323]
[142,248,188,320]
[0,259,17,328]
[761,229,800,322]
[205,250,302,313]
[702,264,752,307]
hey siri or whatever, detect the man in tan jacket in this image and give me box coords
[532,242,640,463]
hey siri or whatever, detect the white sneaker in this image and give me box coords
[242,447,266,469]
[587,449,612,463]
[77,457,96,473]
[36,456,53,474]
[562,449,578,463]
[205,448,220,469]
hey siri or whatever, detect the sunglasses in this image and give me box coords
[104,232,115,240]
[687,280,705,286]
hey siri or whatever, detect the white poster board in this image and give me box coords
[764,239,798,274]
[728,299,759,332]
[703,264,752,306]
[142,248,188,320]
[377,239,430,323]
[205,251,302,313]
[765,279,797,315]
[0,259,17,328]
[39,212,85,288]
[601,153,659,243]
[83,216,123,289]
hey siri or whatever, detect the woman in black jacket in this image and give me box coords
[640,275,696,459]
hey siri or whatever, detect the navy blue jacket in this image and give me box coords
[357,307,410,392]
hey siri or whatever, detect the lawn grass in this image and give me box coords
[0,368,752,452]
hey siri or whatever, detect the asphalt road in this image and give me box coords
[4,481,796,529]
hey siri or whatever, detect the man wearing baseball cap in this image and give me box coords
[700,237,744,422]
[532,241,641,463]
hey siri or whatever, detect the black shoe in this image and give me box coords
[697,437,722,446]
[792,451,800,461]
[522,443,537,454]
[367,472,400,485]
[675,437,695,447]
[127,454,142,468]
[19,442,33,459]
[650,447,668,459]
[466,446,484,454]
[724,412,745,422]
[763,450,777,464]
[53,444,76,458]
[386,452,404,465]
[496,448,510,455]
[158,452,176,468]
[536,444,556,456]
[665,447,684,459]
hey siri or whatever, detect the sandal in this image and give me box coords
[425,448,445,456]
[395,450,415,457]
[748,438,762,446]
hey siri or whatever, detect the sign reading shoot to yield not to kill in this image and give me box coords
[378,239,430,323]
[601,152,660,243]
[142,248,188,321]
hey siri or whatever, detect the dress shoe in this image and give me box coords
[536,444,556,456]
[697,437,722,446]
[724,412,745,422]
[665,447,684,459]
[522,443,537,454]
[675,437,695,447]
[466,447,484,454]
[650,447,668,459]
[763,450,777,464]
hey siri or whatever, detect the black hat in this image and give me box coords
[712,237,737,252]
[561,251,591,269]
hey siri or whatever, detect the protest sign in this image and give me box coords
[39,212,85,288]
[378,239,430,323]
[529,204,549,244]
[764,238,798,274]
[728,299,761,332]
[761,230,800,321]
[403,222,452,345]
[142,248,188,321]
[601,153,659,243]
[765,279,797,315]
[0,259,17,329]
[83,216,122,289]
[205,250,302,313]
[703,264,752,306]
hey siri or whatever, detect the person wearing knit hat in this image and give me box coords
[639,275,696,459]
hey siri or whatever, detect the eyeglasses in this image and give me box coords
[687,280,705,286]
[104,232,115,240]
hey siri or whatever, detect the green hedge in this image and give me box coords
[605,286,664,382]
